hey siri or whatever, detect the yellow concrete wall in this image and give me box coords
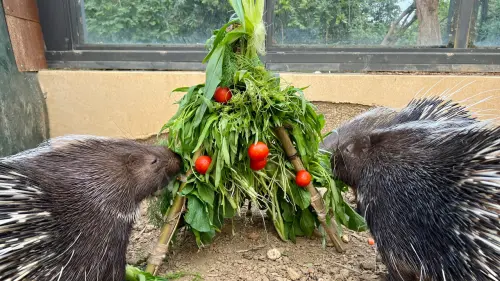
[37,70,500,139]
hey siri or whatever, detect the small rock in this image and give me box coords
[287,268,301,280]
[267,248,281,260]
[259,267,268,274]
[341,234,350,243]
[359,274,379,281]
[329,267,340,274]
[248,231,260,240]
[243,252,253,260]
[259,255,267,261]
[339,269,350,278]
[283,256,290,263]
[360,262,375,270]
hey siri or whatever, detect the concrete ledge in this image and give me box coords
[280,72,500,110]
[38,70,500,138]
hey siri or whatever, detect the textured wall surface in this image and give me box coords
[0,3,48,157]
[38,69,500,139]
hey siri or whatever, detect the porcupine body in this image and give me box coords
[0,135,182,281]
[321,97,499,281]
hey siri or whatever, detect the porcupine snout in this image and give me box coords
[160,146,183,177]
[320,130,364,215]
[320,130,340,176]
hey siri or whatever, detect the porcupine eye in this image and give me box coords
[344,143,354,154]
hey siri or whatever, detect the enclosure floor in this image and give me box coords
[127,190,387,281]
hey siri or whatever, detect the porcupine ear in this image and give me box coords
[347,135,372,155]
[126,153,141,166]
[365,131,391,150]
[358,135,371,153]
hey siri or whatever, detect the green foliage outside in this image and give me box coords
[476,0,500,46]
[83,0,499,47]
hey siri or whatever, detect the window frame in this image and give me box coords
[37,0,500,73]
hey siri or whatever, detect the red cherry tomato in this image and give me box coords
[248,142,269,161]
[368,238,375,246]
[295,170,312,187]
[250,158,267,171]
[195,155,212,174]
[214,87,232,103]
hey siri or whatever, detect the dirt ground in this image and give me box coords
[128,102,384,281]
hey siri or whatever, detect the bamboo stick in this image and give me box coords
[274,126,345,253]
[145,149,202,274]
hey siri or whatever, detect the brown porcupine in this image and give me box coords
[320,97,499,281]
[0,135,182,281]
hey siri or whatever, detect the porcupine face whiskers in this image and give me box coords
[126,144,183,202]
[321,107,395,192]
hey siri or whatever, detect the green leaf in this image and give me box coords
[289,185,311,210]
[202,19,238,63]
[192,228,216,247]
[170,86,190,93]
[295,88,307,115]
[184,195,211,232]
[179,183,194,196]
[204,45,225,99]
[223,197,237,218]
[198,184,215,207]
[125,265,169,281]
[221,137,231,166]
[220,27,247,45]
[292,217,304,236]
[299,208,315,237]
[286,222,295,242]
[192,114,218,153]
[213,195,225,229]
[228,0,245,29]
[292,125,308,164]
[281,200,294,222]
[193,46,225,128]
[343,203,368,232]
[215,151,224,187]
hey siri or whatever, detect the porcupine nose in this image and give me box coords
[161,146,183,175]
[320,129,339,152]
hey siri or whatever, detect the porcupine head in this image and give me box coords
[320,97,499,281]
[0,135,182,281]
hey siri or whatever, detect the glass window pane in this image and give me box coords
[272,0,453,48]
[474,0,500,47]
[81,0,233,45]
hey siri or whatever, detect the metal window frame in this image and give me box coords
[37,0,500,73]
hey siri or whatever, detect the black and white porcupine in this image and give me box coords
[0,135,182,281]
[321,97,499,281]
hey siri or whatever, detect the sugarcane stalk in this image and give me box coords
[274,126,346,253]
[145,149,203,274]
